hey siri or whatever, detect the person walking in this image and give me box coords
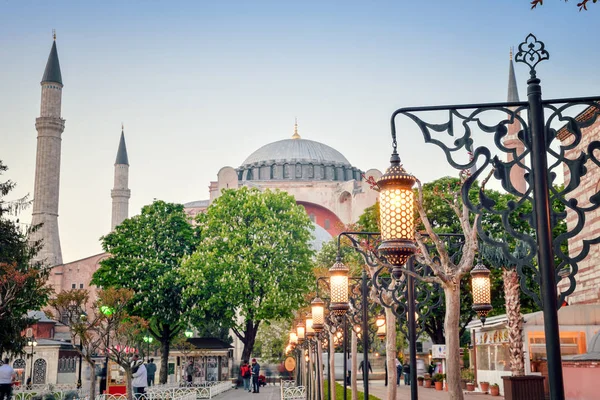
[250,359,260,393]
[131,354,147,398]
[240,361,251,392]
[395,358,402,386]
[402,362,411,385]
[146,359,156,387]
[0,359,16,400]
[359,359,372,374]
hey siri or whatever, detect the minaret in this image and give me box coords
[504,48,527,195]
[31,32,65,266]
[111,125,130,230]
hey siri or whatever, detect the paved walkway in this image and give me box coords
[215,385,281,400]
[357,381,504,399]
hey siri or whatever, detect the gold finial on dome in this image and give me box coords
[292,117,301,139]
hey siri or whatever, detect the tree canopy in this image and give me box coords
[92,200,197,383]
[181,187,315,361]
[0,160,50,356]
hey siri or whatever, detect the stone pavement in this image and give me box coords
[357,381,504,400]
[215,385,281,400]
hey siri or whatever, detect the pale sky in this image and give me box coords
[1,1,598,262]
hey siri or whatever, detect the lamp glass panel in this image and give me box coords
[472,276,491,305]
[330,275,348,303]
[306,318,314,334]
[290,332,298,344]
[297,326,305,340]
[380,187,414,241]
[312,304,324,326]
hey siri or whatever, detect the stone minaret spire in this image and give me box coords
[504,47,527,195]
[111,125,130,230]
[31,34,65,266]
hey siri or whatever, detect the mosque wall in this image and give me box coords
[558,107,600,305]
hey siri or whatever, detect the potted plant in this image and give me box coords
[417,376,424,387]
[460,369,474,389]
[433,373,444,391]
[480,381,490,393]
[466,382,476,391]
[490,383,500,396]
[424,377,433,388]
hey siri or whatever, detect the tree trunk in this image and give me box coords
[444,284,464,400]
[125,369,133,400]
[159,324,171,384]
[240,320,259,362]
[86,358,97,400]
[351,331,357,400]
[504,268,525,376]
[329,332,336,398]
[385,308,397,400]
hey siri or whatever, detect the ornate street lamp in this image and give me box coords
[184,329,193,338]
[376,151,417,277]
[470,263,493,324]
[27,335,37,388]
[143,335,154,361]
[296,321,305,344]
[99,304,115,395]
[329,258,349,315]
[311,297,325,333]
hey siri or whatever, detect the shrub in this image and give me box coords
[460,369,474,381]
[433,373,445,382]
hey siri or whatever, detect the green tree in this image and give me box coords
[0,160,50,356]
[182,187,315,362]
[92,200,197,384]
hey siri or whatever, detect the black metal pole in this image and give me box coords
[28,340,34,387]
[77,340,83,389]
[327,343,331,400]
[343,318,348,400]
[527,74,565,400]
[407,257,418,400]
[361,269,369,400]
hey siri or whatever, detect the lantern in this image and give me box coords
[306,314,315,339]
[311,297,325,332]
[377,153,417,272]
[329,257,349,315]
[376,324,386,340]
[471,263,493,324]
[297,321,306,343]
[289,331,298,345]
[375,314,386,328]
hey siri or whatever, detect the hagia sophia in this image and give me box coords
[10,36,600,393]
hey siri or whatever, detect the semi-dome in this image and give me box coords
[237,123,363,182]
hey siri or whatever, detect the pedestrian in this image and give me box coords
[240,361,251,392]
[395,358,402,386]
[186,361,194,385]
[0,358,16,400]
[250,358,260,393]
[346,356,351,385]
[146,358,156,387]
[131,354,147,398]
[402,362,411,385]
[359,359,372,374]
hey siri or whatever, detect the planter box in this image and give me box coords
[502,375,545,400]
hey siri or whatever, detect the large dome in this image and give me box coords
[242,138,351,166]
[237,131,363,182]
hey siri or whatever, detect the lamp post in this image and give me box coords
[27,335,37,388]
[143,335,154,362]
[184,329,193,339]
[77,311,87,390]
[386,33,600,400]
[99,305,115,395]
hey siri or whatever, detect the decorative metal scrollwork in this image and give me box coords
[515,33,549,78]
[390,34,600,309]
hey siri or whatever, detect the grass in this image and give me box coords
[323,380,381,400]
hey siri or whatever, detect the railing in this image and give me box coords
[145,381,232,399]
[13,388,91,400]
[281,386,306,400]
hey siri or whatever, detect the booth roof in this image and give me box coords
[186,338,233,350]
